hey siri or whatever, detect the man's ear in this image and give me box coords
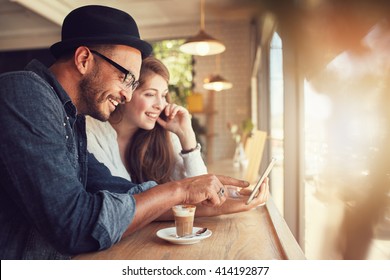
[74,46,92,74]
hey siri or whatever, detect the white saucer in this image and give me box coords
[156,227,212,245]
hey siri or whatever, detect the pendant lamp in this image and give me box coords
[180,0,226,56]
[203,55,232,91]
[203,74,233,91]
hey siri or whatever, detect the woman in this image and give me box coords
[86,56,207,183]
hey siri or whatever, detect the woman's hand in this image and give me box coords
[156,103,197,150]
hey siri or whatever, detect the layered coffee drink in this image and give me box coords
[172,205,196,237]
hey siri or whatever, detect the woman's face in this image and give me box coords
[122,73,169,130]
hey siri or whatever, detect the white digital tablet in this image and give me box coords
[246,157,276,205]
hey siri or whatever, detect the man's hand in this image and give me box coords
[125,174,250,236]
[194,177,270,217]
[181,174,249,207]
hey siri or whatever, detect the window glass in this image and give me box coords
[152,39,193,106]
[269,32,285,214]
[303,22,390,259]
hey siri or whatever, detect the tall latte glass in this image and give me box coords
[172,205,196,237]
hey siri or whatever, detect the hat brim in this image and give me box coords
[50,35,152,59]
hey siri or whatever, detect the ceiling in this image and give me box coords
[0,0,264,51]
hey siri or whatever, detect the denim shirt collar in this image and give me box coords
[24,59,78,123]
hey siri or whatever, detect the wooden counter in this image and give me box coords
[74,159,305,260]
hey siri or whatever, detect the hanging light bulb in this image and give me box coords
[180,0,226,56]
[196,41,210,56]
[203,54,232,91]
[203,74,233,91]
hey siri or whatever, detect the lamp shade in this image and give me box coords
[180,0,225,56]
[180,30,226,56]
[203,74,233,91]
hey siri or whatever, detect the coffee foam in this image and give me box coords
[174,211,193,217]
[172,205,195,217]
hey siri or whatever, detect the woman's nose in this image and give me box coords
[154,95,166,109]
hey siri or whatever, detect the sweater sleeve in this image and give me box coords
[169,133,208,180]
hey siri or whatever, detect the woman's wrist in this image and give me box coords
[181,143,200,154]
[178,129,197,151]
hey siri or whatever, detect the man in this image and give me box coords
[0,5,260,260]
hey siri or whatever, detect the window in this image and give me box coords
[303,22,390,260]
[152,39,193,106]
[269,32,285,214]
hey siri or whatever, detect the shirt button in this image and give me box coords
[63,122,66,126]
[65,135,69,139]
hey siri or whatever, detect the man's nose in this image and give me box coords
[120,89,133,103]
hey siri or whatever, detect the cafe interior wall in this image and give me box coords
[193,20,253,164]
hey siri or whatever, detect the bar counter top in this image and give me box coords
[74,159,305,260]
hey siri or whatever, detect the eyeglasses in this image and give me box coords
[90,50,139,91]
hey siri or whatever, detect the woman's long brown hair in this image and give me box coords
[111,56,175,184]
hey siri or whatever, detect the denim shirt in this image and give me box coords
[0,60,157,259]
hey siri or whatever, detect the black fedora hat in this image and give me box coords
[50,5,152,59]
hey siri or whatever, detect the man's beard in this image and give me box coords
[78,69,109,122]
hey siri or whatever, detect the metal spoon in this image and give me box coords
[194,227,208,236]
[175,227,208,239]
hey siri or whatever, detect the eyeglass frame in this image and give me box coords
[90,49,140,91]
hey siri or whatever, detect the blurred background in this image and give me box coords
[0,0,389,260]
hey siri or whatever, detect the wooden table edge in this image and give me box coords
[265,197,306,259]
